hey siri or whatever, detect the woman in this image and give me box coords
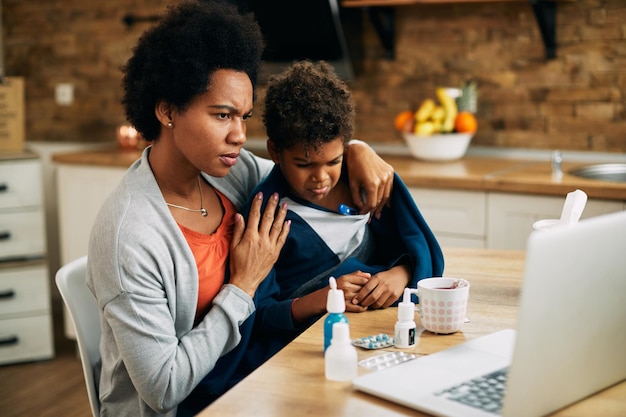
[86,2,394,416]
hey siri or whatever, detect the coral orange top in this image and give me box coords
[177,189,237,324]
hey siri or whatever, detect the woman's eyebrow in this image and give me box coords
[207,104,237,112]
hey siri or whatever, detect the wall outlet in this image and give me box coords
[55,83,74,105]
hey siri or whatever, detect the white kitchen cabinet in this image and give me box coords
[409,187,625,250]
[409,188,487,248]
[487,192,625,250]
[0,155,54,364]
[56,164,126,338]
[56,165,126,265]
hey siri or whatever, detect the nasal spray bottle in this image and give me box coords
[325,321,358,381]
[324,276,349,352]
[394,288,418,348]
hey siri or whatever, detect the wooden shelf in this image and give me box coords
[341,0,573,60]
[342,0,572,7]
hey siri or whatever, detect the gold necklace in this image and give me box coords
[165,176,208,217]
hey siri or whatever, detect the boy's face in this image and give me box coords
[268,137,345,204]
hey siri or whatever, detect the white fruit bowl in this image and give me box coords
[402,132,473,161]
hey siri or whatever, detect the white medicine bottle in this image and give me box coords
[324,276,348,352]
[394,288,418,348]
[325,321,358,381]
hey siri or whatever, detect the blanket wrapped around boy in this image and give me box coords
[192,167,444,405]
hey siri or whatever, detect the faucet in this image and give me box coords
[552,150,563,180]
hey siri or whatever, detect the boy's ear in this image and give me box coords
[266,139,281,164]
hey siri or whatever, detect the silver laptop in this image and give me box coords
[353,210,626,417]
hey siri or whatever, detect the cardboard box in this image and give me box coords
[0,77,25,154]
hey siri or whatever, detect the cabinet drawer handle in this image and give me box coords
[0,183,7,192]
[0,289,16,299]
[0,336,19,346]
[0,231,11,240]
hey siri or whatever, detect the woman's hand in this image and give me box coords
[350,265,410,309]
[344,139,394,219]
[229,192,290,298]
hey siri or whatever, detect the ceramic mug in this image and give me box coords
[532,219,561,231]
[415,277,470,334]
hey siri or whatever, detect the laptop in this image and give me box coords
[353,210,626,417]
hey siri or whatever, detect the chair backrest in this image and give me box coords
[55,256,100,417]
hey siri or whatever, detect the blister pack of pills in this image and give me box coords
[358,351,417,370]
[351,333,395,350]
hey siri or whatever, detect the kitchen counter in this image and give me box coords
[52,146,143,169]
[51,144,626,201]
[384,154,626,200]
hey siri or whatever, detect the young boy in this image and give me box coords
[236,61,444,372]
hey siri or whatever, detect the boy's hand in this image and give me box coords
[334,271,370,313]
[351,265,411,309]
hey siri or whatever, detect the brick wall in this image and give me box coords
[3,0,625,152]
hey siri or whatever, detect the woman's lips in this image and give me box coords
[219,153,239,167]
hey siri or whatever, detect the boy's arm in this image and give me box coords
[289,288,328,322]
[290,272,371,320]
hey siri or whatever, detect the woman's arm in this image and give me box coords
[217,142,393,217]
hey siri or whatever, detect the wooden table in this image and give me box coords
[198,248,625,416]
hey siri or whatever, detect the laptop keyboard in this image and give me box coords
[434,367,509,414]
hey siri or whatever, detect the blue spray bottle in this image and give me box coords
[324,276,349,352]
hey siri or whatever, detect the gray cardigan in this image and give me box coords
[86,147,272,416]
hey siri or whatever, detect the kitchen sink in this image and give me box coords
[569,163,626,183]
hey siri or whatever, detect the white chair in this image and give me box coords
[55,256,100,417]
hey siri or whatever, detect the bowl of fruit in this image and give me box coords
[395,86,477,162]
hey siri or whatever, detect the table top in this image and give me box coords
[198,247,626,417]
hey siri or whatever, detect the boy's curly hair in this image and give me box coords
[263,60,355,154]
[121,0,264,142]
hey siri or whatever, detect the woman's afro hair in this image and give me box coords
[121,0,264,141]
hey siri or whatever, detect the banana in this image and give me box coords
[435,87,458,133]
[431,105,445,125]
[414,121,437,135]
[415,99,436,123]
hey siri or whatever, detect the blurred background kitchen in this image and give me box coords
[0,1,625,415]
[3,0,625,151]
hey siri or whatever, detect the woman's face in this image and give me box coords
[269,138,345,204]
[170,69,253,178]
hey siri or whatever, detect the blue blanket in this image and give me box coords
[192,165,444,403]
[242,166,443,361]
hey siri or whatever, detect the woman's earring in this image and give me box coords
[167,121,174,128]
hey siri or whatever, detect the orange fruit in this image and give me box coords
[454,111,478,133]
[394,110,414,132]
